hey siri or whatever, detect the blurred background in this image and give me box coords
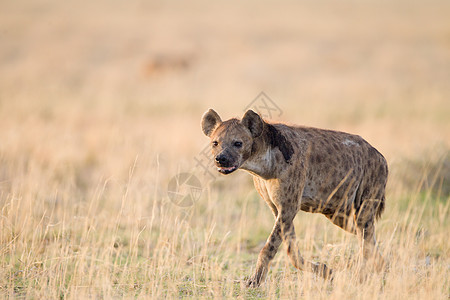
[1,0,449,297]
[0,0,449,204]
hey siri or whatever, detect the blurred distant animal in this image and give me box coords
[201,109,388,287]
[143,54,192,76]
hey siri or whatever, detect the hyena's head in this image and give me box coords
[201,109,264,174]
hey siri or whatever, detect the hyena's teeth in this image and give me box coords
[218,166,236,172]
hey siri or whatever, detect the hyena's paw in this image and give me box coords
[312,262,334,281]
[246,268,267,288]
[246,277,261,288]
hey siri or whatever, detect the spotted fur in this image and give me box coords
[201,109,388,287]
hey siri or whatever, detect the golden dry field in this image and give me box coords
[0,0,449,298]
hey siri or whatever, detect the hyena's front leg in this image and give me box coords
[247,218,283,287]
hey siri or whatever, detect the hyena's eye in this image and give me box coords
[234,141,243,148]
[212,141,219,147]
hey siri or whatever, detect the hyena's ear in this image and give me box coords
[201,109,222,137]
[241,110,264,138]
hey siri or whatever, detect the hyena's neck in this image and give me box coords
[241,147,276,179]
[241,123,291,179]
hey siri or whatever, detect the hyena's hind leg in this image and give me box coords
[280,210,333,280]
[354,198,386,271]
[326,213,358,234]
[324,213,360,269]
[325,201,385,271]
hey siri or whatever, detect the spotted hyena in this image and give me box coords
[201,109,388,287]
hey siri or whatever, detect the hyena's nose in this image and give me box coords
[215,154,229,166]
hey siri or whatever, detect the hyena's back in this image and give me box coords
[280,125,388,220]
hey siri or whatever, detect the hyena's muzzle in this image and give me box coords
[215,150,239,174]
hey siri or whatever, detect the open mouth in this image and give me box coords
[217,165,238,174]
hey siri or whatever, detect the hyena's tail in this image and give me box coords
[375,195,385,221]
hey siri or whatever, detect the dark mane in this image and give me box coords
[265,123,294,164]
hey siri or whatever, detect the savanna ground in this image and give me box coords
[0,0,449,298]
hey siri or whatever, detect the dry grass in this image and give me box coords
[0,0,449,298]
